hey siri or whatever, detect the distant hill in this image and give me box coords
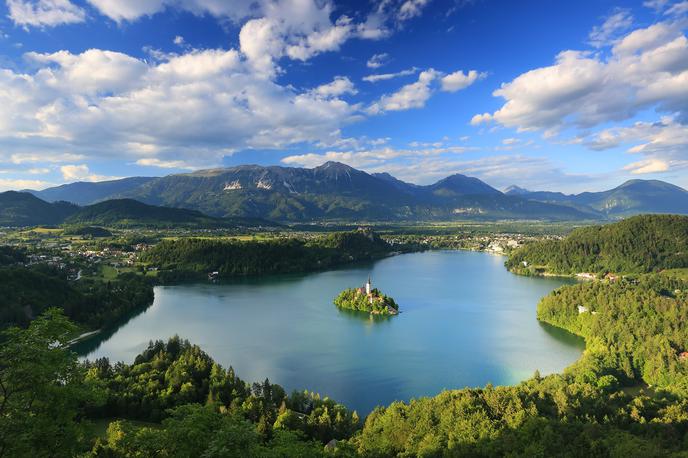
[64,199,274,228]
[506,179,688,217]
[0,191,78,226]
[506,214,688,275]
[0,192,276,228]
[27,177,155,205]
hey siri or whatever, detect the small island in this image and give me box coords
[334,276,399,315]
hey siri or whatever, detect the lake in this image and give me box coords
[76,250,584,414]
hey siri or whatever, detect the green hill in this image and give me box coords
[0,191,78,226]
[65,198,220,227]
[506,214,688,275]
[64,198,272,228]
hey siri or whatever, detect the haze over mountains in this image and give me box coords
[505,179,688,217]
[3,161,685,226]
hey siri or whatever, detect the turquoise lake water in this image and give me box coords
[77,250,584,414]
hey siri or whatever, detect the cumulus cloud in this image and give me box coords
[85,0,255,23]
[588,117,688,174]
[7,0,86,28]
[440,69,486,92]
[473,20,688,132]
[369,67,483,114]
[368,69,439,113]
[0,47,361,168]
[60,164,118,181]
[312,76,357,98]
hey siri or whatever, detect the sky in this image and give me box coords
[0,0,686,193]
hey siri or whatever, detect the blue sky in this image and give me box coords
[0,0,686,192]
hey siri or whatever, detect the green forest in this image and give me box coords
[4,289,688,457]
[506,214,688,276]
[0,262,153,330]
[142,230,397,281]
[2,217,688,456]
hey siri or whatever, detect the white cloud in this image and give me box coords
[368,69,439,113]
[173,35,185,45]
[369,67,485,114]
[312,76,357,98]
[363,67,418,83]
[283,149,594,189]
[397,0,431,21]
[440,69,485,92]
[85,0,255,23]
[667,1,688,16]
[7,0,85,28]
[644,0,668,10]
[587,117,688,175]
[0,47,360,168]
[282,143,471,170]
[475,20,688,132]
[623,158,670,174]
[27,167,49,174]
[367,52,390,68]
[135,158,196,169]
[588,9,633,48]
[60,164,119,182]
[0,177,54,191]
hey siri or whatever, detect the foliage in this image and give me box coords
[334,288,399,315]
[0,245,26,266]
[537,275,688,394]
[85,336,360,444]
[63,226,113,237]
[89,405,327,457]
[0,266,153,329]
[0,191,78,226]
[506,214,688,275]
[143,230,393,280]
[0,309,101,457]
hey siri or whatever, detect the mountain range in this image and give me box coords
[12,162,688,224]
[504,179,688,217]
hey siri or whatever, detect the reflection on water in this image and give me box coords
[77,250,584,414]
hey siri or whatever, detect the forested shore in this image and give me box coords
[2,216,688,456]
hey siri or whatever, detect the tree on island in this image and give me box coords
[334,277,399,315]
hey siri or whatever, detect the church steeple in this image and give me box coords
[366,275,372,295]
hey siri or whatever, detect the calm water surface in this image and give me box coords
[77,251,583,414]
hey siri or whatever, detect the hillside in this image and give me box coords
[506,179,688,217]
[64,199,273,228]
[27,177,155,205]
[0,191,78,226]
[506,214,688,275]
[141,229,395,280]
[0,192,276,228]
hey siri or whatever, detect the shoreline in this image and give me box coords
[67,329,101,347]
